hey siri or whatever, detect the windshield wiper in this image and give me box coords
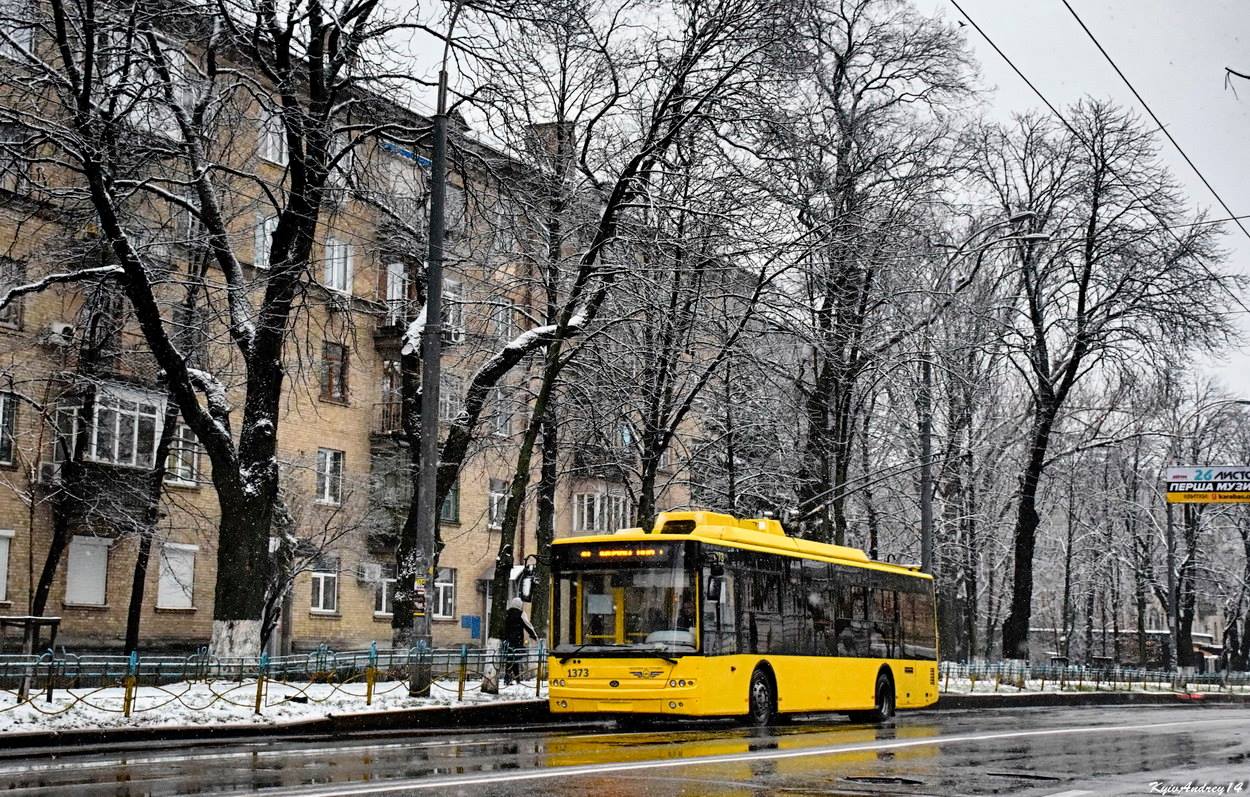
[557,642,618,663]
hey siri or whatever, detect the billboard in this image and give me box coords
[1165,467,1250,504]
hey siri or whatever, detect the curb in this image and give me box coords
[936,691,1250,710]
[0,698,553,754]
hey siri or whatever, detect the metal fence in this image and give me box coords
[0,643,548,721]
[939,660,1250,693]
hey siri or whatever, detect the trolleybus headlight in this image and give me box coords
[678,680,686,687]
[668,701,677,709]
[669,679,677,687]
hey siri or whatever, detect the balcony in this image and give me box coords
[70,329,163,386]
[373,401,404,437]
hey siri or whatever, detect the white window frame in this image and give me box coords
[442,279,465,343]
[432,567,455,619]
[491,385,510,437]
[309,558,338,613]
[156,542,197,609]
[0,0,35,60]
[65,535,111,606]
[0,390,15,465]
[0,528,13,602]
[488,478,508,529]
[258,103,288,165]
[438,373,463,422]
[323,237,353,293]
[603,493,631,532]
[315,448,344,505]
[384,261,407,325]
[572,493,599,533]
[255,214,278,269]
[491,296,515,340]
[164,422,200,485]
[374,563,396,617]
[88,386,165,469]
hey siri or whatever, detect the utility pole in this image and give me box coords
[411,64,450,696]
[919,348,934,574]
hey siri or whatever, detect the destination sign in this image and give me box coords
[1165,467,1250,504]
[554,542,681,568]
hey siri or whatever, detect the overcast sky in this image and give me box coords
[921,0,1250,395]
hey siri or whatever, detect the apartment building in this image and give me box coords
[0,4,695,655]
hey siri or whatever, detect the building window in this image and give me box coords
[324,237,352,293]
[0,529,12,602]
[254,214,278,269]
[0,258,24,328]
[258,104,287,165]
[0,0,34,60]
[315,448,344,505]
[65,536,110,606]
[603,493,632,532]
[490,296,515,340]
[488,478,508,529]
[433,567,455,619]
[572,493,631,533]
[320,342,349,403]
[572,493,599,533]
[310,557,338,613]
[491,386,511,437]
[441,280,465,344]
[374,563,396,616]
[164,422,200,485]
[438,373,463,422]
[440,477,460,523]
[157,543,196,609]
[89,388,164,469]
[0,391,14,465]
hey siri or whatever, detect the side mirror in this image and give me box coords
[519,566,535,602]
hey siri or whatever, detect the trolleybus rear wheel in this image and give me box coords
[748,667,775,726]
[850,672,895,724]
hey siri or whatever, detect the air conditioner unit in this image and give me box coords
[37,461,62,486]
[442,326,466,345]
[356,562,382,583]
[46,321,74,347]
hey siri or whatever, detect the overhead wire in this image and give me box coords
[947,0,1250,317]
[1058,0,1250,245]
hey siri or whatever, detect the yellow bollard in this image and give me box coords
[457,645,467,702]
[254,672,265,716]
[366,666,376,706]
[122,675,136,718]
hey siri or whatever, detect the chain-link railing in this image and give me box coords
[0,642,548,723]
[939,660,1250,694]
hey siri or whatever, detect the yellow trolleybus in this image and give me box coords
[545,510,937,724]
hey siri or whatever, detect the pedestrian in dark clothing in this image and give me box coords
[504,597,537,685]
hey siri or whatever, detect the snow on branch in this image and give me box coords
[187,367,233,439]
[400,304,427,356]
[0,265,123,314]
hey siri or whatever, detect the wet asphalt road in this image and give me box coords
[0,704,1247,796]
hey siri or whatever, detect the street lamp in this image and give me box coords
[919,214,1050,575]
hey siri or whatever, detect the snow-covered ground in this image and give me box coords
[940,675,1249,694]
[0,679,545,735]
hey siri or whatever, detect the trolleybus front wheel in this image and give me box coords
[747,667,776,726]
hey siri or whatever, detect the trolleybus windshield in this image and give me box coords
[551,542,696,657]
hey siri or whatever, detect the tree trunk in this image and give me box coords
[124,399,181,654]
[1002,403,1058,660]
[530,403,558,637]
